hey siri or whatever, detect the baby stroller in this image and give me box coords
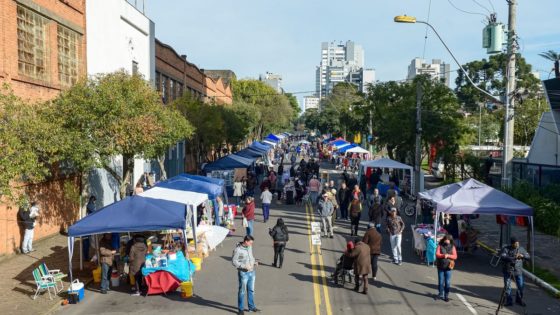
[331,254,356,286]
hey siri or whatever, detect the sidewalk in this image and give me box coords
[0,234,92,315]
[474,215,560,279]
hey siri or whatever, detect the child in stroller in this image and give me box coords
[332,241,356,285]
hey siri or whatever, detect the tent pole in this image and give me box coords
[79,237,83,270]
[68,237,74,284]
[192,205,198,255]
[532,219,535,274]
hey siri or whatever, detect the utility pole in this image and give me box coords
[501,0,517,189]
[501,0,517,246]
[415,82,422,195]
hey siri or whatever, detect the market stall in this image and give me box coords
[359,158,416,194]
[418,178,535,270]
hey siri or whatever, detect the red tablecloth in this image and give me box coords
[144,270,181,295]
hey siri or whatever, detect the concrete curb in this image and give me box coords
[476,240,560,298]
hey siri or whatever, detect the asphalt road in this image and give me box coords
[56,165,560,315]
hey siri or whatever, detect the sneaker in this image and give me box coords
[131,292,141,296]
[100,290,107,294]
[238,311,245,315]
[397,261,402,266]
[443,296,449,302]
[329,235,334,239]
[249,308,262,312]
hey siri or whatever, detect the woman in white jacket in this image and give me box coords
[233,178,244,205]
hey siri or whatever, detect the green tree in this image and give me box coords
[231,79,293,138]
[0,86,63,200]
[52,71,189,198]
[318,83,365,139]
[539,50,560,78]
[455,53,541,111]
[285,93,301,122]
[221,101,259,150]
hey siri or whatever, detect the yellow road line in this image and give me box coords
[306,202,333,315]
[305,202,321,315]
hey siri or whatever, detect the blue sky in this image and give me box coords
[146,0,560,105]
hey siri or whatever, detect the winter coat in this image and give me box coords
[317,199,334,218]
[500,245,530,276]
[347,242,372,275]
[19,209,36,230]
[386,215,405,235]
[436,244,458,271]
[362,228,382,255]
[269,225,289,243]
[129,241,147,274]
[233,182,244,197]
[337,187,351,208]
[99,238,115,265]
[349,199,362,218]
[242,201,256,221]
[232,243,255,271]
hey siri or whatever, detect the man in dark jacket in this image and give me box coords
[19,202,39,254]
[500,237,530,306]
[362,223,382,282]
[337,183,351,220]
[269,218,289,268]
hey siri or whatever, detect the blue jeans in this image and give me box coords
[309,191,318,207]
[437,269,452,298]
[101,262,112,291]
[504,273,524,304]
[238,270,256,311]
[246,220,254,236]
[262,203,270,222]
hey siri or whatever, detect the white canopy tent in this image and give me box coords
[360,158,416,194]
[346,146,369,154]
[334,142,352,150]
[140,187,208,250]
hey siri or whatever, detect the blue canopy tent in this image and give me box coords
[174,173,225,187]
[250,141,271,153]
[202,154,254,172]
[337,143,357,153]
[331,139,350,147]
[67,191,208,284]
[264,133,280,142]
[236,147,264,159]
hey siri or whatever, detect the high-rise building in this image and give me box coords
[316,41,374,97]
[407,58,451,86]
[259,72,283,93]
[303,96,320,112]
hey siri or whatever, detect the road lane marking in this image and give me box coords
[305,202,322,315]
[316,247,333,315]
[456,293,478,314]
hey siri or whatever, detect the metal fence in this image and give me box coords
[488,159,560,188]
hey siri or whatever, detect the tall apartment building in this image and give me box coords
[407,58,451,86]
[0,0,87,255]
[259,72,283,93]
[303,96,320,112]
[315,41,374,97]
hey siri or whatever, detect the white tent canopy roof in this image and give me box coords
[346,146,369,154]
[262,140,277,146]
[140,187,208,207]
[360,158,413,170]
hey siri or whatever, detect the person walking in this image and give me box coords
[19,201,39,254]
[337,182,351,220]
[242,197,256,236]
[308,175,321,208]
[317,193,334,238]
[232,235,261,315]
[386,208,404,265]
[99,233,116,294]
[349,196,362,236]
[233,178,245,205]
[367,188,383,231]
[500,237,530,307]
[347,239,371,294]
[435,234,458,302]
[269,218,289,268]
[128,235,147,296]
[260,187,273,223]
[362,223,382,282]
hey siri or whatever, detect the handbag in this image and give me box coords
[448,260,455,270]
[242,216,248,228]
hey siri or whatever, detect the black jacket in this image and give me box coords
[19,210,35,229]
[500,245,530,276]
[269,225,289,242]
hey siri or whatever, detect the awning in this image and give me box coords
[203,154,254,172]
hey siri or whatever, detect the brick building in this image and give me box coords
[0,0,86,255]
[204,76,233,105]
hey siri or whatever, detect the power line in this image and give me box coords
[422,0,433,60]
[486,0,496,13]
[447,0,488,17]
[472,0,493,14]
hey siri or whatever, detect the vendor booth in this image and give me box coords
[359,158,417,195]
[418,178,535,270]
[203,153,254,198]
[250,141,272,153]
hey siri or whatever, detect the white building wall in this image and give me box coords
[527,112,560,166]
[86,0,156,206]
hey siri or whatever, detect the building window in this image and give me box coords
[161,75,168,103]
[17,5,48,81]
[169,79,175,101]
[132,61,139,75]
[155,71,161,92]
[57,25,80,86]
